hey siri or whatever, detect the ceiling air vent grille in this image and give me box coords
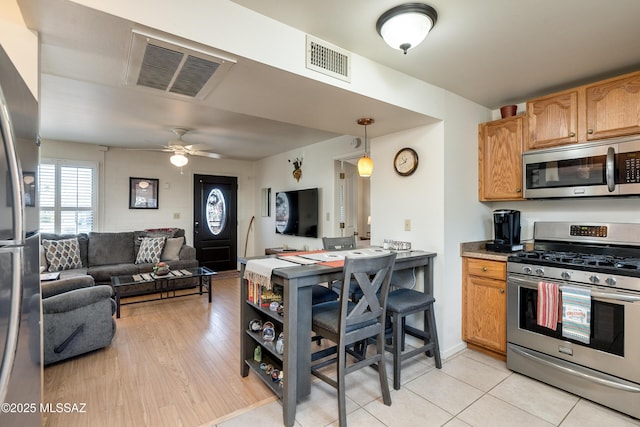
[306,35,351,82]
[126,30,235,100]
[169,55,220,97]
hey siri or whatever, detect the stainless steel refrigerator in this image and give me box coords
[0,45,42,425]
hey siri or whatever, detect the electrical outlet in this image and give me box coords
[173,212,180,219]
[404,219,411,231]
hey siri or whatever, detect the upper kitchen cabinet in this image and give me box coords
[527,89,578,150]
[527,70,640,150]
[478,115,526,201]
[585,71,640,141]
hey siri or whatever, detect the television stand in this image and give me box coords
[265,247,299,255]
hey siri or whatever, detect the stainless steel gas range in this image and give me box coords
[506,222,640,419]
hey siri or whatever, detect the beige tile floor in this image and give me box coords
[213,348,640,427]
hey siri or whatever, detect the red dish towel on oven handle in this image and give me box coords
[537,281,560,330]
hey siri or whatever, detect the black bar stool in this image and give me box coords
[385,270,442,390]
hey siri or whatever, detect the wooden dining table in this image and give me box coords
[239,249,437,427]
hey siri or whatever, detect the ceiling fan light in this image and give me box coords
[358,155,374,177]
[170,153,188,167]
[377,3,437,54]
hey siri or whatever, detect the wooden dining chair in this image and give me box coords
[310,252,396,426]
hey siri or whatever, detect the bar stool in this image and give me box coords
[310,236,351,305]
[311,252,396,426]
[385,271,442,390]
[323,236,363,302]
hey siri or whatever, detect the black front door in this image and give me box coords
[193,174,237,271]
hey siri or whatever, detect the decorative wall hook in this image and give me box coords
[289,157,303,182]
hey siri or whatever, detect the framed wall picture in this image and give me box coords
[129,177,159,209]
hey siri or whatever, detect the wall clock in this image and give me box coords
[393,147,419,176]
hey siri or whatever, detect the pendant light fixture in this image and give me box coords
[376,3,438,54]
[357,118,374,177]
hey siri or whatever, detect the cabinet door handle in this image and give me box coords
[587,129,594,134]
[499,288,505,293]
[516,188,521,193]
[569,131,576,137]
[482,267,487,272]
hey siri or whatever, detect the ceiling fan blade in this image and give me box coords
[193,150,223,159]
[125,148,172,152]
[184,144,211,151]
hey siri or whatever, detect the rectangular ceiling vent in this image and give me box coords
[306,35,351,82]
[125,29,236,100]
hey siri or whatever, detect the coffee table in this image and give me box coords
[110,266,215,318]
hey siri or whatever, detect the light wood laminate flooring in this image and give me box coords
[43,275,276,427]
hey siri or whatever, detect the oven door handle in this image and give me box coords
[590,291,640,303]
[509,276,640,303]
[507,275,539,289]
[510,345,640,393]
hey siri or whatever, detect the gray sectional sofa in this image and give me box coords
[38,228,199,364]
[40,228,199,286]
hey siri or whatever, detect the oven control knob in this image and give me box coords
[561,271,571,280]
[589,274,600,284]
[605,277,617,286]
[523,266,532,274]
[534,268,545,276]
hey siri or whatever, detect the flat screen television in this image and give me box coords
[275,188,319,238]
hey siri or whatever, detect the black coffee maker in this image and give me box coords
[485,209,523,252]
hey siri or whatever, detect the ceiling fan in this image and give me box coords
[139,128,222,167]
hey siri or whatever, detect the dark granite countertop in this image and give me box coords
[460,240,532,262]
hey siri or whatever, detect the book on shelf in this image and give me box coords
[247,281,283,307]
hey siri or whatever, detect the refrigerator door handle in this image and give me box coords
[0,247,23,404]
[0,86,24,244]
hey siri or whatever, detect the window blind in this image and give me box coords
[38,161,97,234]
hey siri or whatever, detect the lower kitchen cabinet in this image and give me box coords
[462,257,507,360]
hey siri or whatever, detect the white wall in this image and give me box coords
[252,135,359,254]
[0,0,38,98]
[40,140,257,252]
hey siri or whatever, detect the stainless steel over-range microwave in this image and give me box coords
[523,136,640,198]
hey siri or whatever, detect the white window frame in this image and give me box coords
[39,159,99,234]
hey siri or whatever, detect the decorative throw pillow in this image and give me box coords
[42,238,83,272]
[135,236,166,264]
[161,237,184,262]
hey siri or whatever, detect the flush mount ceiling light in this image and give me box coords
[357,118,374,177]
[170,153,188,167]
[376,3,438,54]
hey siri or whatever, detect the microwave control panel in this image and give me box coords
[619,152,640,183]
